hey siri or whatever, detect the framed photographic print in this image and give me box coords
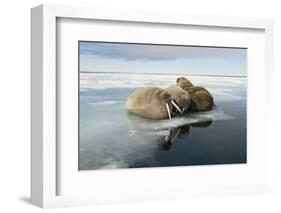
[31,4,274,208]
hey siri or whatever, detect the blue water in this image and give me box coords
[79,73,246,170]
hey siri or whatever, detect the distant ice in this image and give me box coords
[80,73,246,89]
[80,72,246,103]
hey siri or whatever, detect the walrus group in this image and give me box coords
[126,77,214,120]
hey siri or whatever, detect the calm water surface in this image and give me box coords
[79,73,247,170]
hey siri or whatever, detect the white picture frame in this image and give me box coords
[31,4,274,208]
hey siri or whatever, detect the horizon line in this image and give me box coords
[80,71,247,78]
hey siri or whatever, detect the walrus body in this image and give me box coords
[126,87,173,120]
[185,87,214,112]
[177,77,214,112]
[165,86,190,114]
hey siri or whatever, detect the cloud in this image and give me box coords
[80,42,246,61]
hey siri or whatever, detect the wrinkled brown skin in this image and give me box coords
[176,77,214,112]
[165,85,190,113]
[126,87,173,120]
[185,87,214,112]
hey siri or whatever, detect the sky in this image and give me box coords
[79,42,247,76]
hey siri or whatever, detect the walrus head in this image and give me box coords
[157,91,173,120]
[176,77,194,89]
[174,93,190,113]
[165,85,190,114]
[156,90,182,120]
[159,91,184,117]
[126,87,182,120]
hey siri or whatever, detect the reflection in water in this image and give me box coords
[127,113,212,151]
[191,120,212,128]
[159,125,190,150]
[159,120,212,150]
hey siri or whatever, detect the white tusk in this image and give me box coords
[165,103,172,120]
[171,100,182,114]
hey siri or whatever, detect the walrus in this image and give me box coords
[165,85,191,114]
[176,77,214,112]
[176,76,194,89]
[184,87,214,112]
[126,87,181,120]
